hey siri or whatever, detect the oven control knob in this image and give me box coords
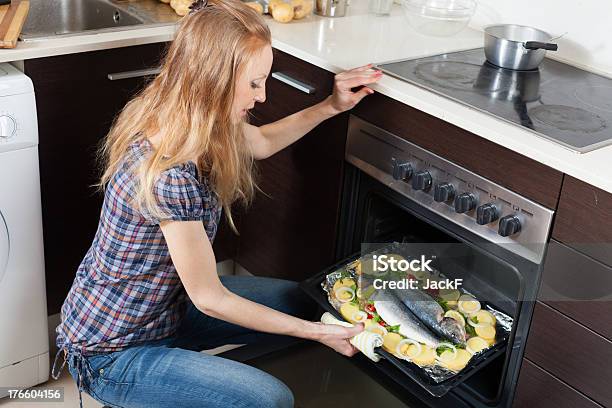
[476,203,499,225]
[499,215,522,237]
[434,183,455,202]
[454,193,476,213]
[412,170,432,191]
[391,159,413,181]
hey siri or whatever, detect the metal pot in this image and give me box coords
[484,24,558,71]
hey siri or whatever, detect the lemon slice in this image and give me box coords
[475,324,496,340]
[466,337,489,354]
[458,295,481,315]
[333,278,355,293]
[474,310,496,326]
[444,310,466,327]
[439,289,461,302]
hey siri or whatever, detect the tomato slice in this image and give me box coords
[365,303,376,313]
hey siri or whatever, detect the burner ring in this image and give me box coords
[529,105,606,134]
[575,85,612,113]
[414,61,486,92]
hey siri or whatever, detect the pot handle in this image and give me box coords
[524,41,558,51]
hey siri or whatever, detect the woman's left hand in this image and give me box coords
[327,64,383,114]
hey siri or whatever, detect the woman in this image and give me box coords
[52,0,381,407]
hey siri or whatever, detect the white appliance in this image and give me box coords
[0,63,49,396]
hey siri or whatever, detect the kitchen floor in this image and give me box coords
[0,342,421,407]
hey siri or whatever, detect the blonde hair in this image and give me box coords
[99,0,271,231]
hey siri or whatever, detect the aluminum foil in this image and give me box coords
[322,243,514,383]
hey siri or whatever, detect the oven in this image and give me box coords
[242,115,554,407]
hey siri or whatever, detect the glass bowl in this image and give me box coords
[403,0,477,37]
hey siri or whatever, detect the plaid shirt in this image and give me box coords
[56,139,221,355]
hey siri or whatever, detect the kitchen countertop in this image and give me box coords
[2,0,611,194]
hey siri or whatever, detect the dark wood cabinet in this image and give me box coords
[553,176,612,267]
[523,302,612,407]
[24,43,178,314]
[540,240,612,341]
[234,49,349,281]
[513,358,602,408]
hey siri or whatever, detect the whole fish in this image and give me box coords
[392,287,467,344]
[372,291,440,347]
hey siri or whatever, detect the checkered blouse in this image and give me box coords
[55,139,221,355]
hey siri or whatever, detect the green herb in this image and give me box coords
[388,324,401,333]
[437,299,450,312]
[436,345,453,356]
[455,343,466,349]
[465,322,477,337]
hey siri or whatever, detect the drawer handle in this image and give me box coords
[271,72,316,95]
[107,68,161,81]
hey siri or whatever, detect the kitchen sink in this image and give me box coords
[20,0,147,40]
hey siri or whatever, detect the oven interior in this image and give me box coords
[337,170,526,404]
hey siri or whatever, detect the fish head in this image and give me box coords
[441,317,467,344]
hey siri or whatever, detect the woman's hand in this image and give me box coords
[311,322,364,357]
[326,64,383,114]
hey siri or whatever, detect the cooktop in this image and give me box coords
[376,48,612,153]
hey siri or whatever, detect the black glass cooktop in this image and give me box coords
[376,48,612,153]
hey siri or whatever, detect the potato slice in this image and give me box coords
[411,345,436,367]
[339,302,360,323]
[474,310,496,326]
[475,324,496,340]
[332,278,355,293]
[439,288,461,302]
[440,349,472,371]
[382,332,402,354]
[364,319,388,336]
[466,337,489,354]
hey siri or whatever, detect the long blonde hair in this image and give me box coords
[99,0,271,231]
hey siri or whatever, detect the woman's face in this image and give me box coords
[233,44,273,122]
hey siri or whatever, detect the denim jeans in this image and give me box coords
[67,275,316,408]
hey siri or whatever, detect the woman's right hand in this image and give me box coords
[311,322,364,357]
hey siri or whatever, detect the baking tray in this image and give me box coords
[299,253,511,398]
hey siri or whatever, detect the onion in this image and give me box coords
[458,295,481,315]
[435,342,457,362]
[396,339,422,361]
[352,311,368,323]
[334,286,355,303]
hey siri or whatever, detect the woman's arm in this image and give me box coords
[245,64,382,160]
[161,219,364,356]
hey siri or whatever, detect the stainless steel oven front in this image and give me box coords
[331,115,554,407]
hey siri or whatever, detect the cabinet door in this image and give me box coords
[552,176,612,267]
[235,49,348,280]
[25,43,169,314]
[513,358,601,408]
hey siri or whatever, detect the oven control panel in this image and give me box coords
[345,115,554,264]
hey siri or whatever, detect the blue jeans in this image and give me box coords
[68,275,316,408]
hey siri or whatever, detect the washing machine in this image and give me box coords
[0,63,49,396]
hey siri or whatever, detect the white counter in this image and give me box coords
[3,0,611,194]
